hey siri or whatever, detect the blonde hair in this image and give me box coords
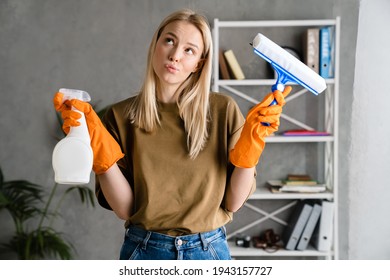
[127,9,213,159]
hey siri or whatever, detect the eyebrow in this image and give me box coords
[165,31,200,50]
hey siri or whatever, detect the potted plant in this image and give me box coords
[0,166,94,259]
[0,100,108,260]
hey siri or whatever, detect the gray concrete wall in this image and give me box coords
[0,0,367,259]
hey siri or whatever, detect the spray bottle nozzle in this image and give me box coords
[59,88,91,102]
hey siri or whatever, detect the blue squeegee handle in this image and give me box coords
[253,47,289,126]
[261,64,286,126]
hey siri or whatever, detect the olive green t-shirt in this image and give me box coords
[95,93,256,236]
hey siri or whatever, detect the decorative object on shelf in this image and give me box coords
[235,234,251,248]
[252,228,282,253]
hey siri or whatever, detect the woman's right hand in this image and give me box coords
[53,92,124,174]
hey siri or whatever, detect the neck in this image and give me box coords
[156,84,179,103]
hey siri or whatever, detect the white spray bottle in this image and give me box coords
[52,88,93,184]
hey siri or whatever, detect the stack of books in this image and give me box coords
[267,174,327,193]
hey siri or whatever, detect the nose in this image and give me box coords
[169,47,180,62]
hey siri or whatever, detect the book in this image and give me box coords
[303,28,320,74]
[328,26,335,78]
[267,180,326,193]
[283,180,318,186]
[269,185,326,193]
[311,200,334,251]
[223,49,245,80]
[218,49,231,79]
[319,26,335,78]
[287,174,312,181]
[296,202,322,251]
[282,201,313,250]
[282,129,330,136]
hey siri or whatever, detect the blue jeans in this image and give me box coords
[119,225,231,260]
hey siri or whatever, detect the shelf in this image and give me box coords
[228,242,332,258]
[217,19,337,28]
[217,79,335,86]
[249,188,334,200]
[213,17,340,260]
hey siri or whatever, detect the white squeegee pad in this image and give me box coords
[252,33,326,94]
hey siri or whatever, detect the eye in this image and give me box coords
[185,48,194,55]
[165,38,174,45]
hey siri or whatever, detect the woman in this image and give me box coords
[54,8,291,260]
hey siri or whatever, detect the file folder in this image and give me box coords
[282,201,313,250]
[297,202,322,251]
[311,200,334,251]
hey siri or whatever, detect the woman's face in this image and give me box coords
[152,20,204,94]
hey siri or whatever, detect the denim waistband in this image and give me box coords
[126,225,227,251]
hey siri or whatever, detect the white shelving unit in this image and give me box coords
[212,18,340,259]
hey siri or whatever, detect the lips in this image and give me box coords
[165,64,179,73]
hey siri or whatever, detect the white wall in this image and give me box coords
[349,0,390,259]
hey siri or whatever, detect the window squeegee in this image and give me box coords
[251,33,327,125]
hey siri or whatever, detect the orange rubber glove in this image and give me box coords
[229,86,292,168]
[53,92,124,174]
